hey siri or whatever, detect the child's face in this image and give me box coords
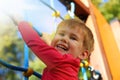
[51,26,85,58]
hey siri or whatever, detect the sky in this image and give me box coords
[103,0,108,2]
[0,0,67,34]
[0,0,110,34]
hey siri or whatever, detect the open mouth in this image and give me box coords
[56,44,68,52]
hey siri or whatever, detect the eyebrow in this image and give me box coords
[57,29,65,33]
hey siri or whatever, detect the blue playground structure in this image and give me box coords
[0,0,102,80]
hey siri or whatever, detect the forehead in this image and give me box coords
[57,25,84,37]
[57,25,81,32]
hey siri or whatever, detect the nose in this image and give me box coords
[60,35,68,43]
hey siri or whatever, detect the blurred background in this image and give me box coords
[0,0,120,80]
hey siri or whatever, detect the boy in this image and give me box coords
[18,19,94,80]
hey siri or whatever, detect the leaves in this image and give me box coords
[0,14,24,80]
[91,0,120,22]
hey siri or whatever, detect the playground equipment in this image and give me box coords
[0,0,103,80]
[0,59,42,78]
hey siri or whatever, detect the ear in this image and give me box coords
[78,50,89,59]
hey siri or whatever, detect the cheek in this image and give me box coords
[71,42,82,51]
[51,37,58,47]
[70,43,78,51]
[51,39,56,47]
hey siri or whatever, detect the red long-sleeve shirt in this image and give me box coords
[18,21,80,80]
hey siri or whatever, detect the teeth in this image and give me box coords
[57,45,68,51]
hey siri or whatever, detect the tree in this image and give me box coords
[91,0,120,22]
[0,12,43,79]
[0,14,23,80]
[0,13,36,80]
[91,0,102,7]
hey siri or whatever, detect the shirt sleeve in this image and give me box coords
[18,21,63,68]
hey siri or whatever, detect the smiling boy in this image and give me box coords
[18,19,94,80]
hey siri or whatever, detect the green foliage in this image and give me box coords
[0,15,25,79]
[29,57,46,80]
[91,0,120,22]
[91,0,102,7]
[0,14,54,79]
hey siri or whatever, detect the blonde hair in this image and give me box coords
[57,19,94,53]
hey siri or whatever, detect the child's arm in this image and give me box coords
[18,21,62,67]
[18,21,41,44]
